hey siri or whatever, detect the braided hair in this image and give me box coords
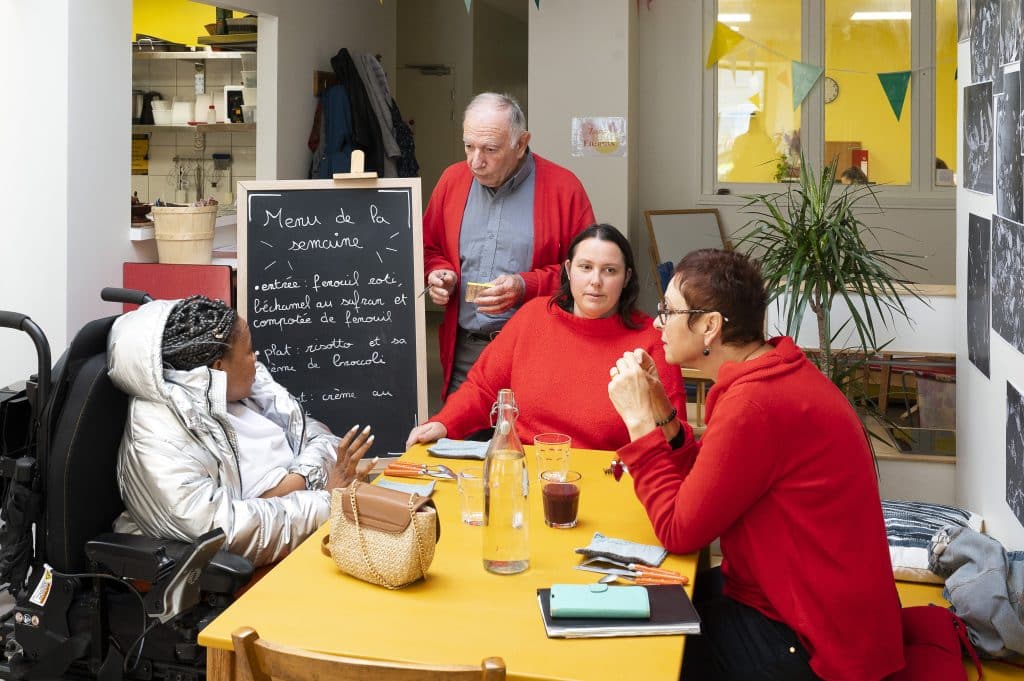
[161,295,238,370]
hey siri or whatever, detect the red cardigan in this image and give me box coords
[618,337,904,681]
[431,298,688,451]
[422,154,595,398]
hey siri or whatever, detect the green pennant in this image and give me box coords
[534,0,540,7]
[465,0,472,12]
[791,61,823,110]
[878,71,912,120]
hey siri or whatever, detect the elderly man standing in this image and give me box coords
[423,92,595,398]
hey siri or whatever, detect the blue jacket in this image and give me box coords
[929,524,1024,658]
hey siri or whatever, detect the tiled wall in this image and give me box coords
[131,57,255,205]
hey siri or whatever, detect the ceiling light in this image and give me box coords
[851,11,912,21]
[718,13,751,23]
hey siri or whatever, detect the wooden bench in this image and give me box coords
[895,580,1023,679]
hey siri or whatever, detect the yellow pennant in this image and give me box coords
[706,22,745,69]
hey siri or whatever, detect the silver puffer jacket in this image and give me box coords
[108,299,338,566]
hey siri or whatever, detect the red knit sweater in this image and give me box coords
[422,154,595,398]
[618,337,904,681]
[432,298,688,451]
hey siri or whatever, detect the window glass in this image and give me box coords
[935,0,957,178]
[716,0,802,183]
[825,0,912,185]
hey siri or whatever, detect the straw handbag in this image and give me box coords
[321,481,440,589]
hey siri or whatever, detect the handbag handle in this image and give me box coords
[951,612,983,681]
[348,480,431,590]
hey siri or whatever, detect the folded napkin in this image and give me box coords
[575,532,668,568]
[427,438,489,460]
[374,479,436,497]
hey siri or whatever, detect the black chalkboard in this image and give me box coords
[237,179,426,456]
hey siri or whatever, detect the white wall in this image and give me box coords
[767,289,957,353]
[956,43,1024,547]
[1,0,133,389]
[528,0,635,233]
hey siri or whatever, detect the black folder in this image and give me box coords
[536,585,701,638]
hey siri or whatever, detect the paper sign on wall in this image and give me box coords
[571,117,627,157]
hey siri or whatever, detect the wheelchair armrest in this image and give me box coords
[85,532,255,595]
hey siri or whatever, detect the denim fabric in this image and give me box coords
[929,525,1024,657]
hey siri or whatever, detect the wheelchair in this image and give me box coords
[0,289,254,680]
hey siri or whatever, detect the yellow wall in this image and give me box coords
[132,0,220,48]
[935,0,958,172]
[825,0,958,183]
[825,4,912,185]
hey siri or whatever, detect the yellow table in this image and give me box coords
[199,445,698,681]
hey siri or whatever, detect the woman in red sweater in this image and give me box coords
[607,249,903,681]
[406,224,688,451]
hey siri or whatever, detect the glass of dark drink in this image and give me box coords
[541,470,581,528]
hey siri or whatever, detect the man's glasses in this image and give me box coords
[656,301,728,326]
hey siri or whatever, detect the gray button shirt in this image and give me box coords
[458,152,536,334]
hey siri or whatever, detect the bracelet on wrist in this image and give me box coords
[654,408,678,428]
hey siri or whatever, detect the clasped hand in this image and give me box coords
[607,349,663,437]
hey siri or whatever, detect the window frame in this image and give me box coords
[700,0,954,209]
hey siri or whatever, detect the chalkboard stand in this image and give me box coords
[332,149,378,181]
[236,173,426,456]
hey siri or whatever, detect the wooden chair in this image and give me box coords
[231,627,506,681]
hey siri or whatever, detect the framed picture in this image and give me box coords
[224,85,245,123]
[643,208,732,293]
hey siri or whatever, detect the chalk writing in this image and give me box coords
[243,184,420,455]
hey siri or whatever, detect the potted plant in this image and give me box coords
[736,155,924,423]
[772,130,802,182]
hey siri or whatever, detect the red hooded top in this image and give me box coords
[618,337,904,681]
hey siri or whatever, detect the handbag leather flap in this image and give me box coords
[338,482,436,534]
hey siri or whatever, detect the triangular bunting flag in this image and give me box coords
[465,0,472,12]
[706,22,744,68]
[878,71,912,120]
[791,61,823,110]
[534,0,540,8]
[748,92,762,110]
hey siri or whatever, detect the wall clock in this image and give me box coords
[824,76,839,104]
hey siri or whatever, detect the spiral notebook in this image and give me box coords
[536,585,701,638]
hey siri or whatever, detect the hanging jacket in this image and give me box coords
[929,524,1024,658]
[353,53,400,177]
[390,99,419,178]
[310,84,355,179]
[107,299,339,567]
[330,48,385,173]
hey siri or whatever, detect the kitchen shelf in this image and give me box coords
[197,34,257,50]
[133,123,255,134]
[133,50,254,60]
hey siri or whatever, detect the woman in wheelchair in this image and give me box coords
[108,295,373,566]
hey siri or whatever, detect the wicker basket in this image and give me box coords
[152,205,217,265]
